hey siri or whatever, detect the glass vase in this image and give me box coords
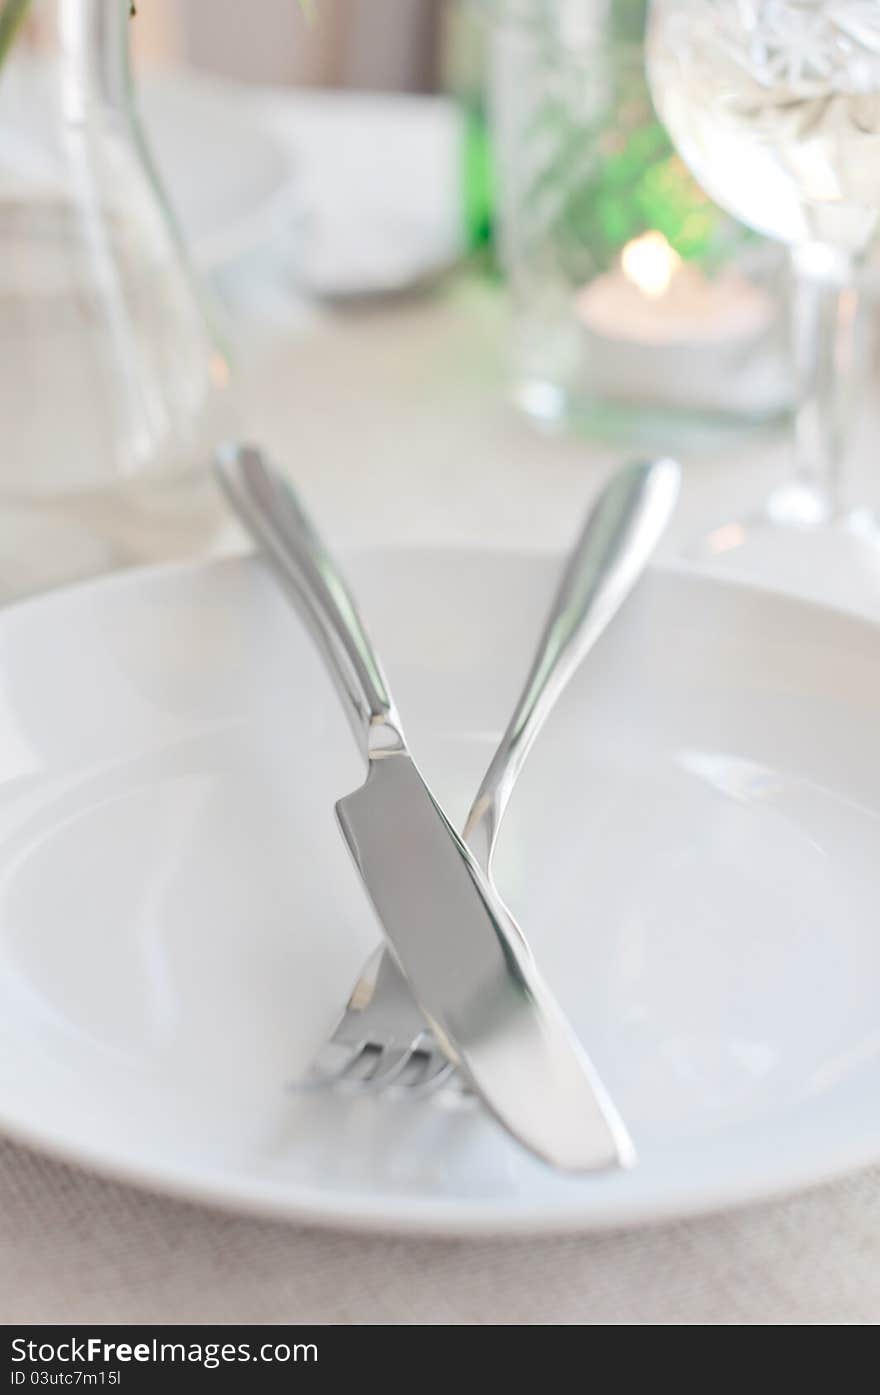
[0,0,235,600]
[483,0,793,449]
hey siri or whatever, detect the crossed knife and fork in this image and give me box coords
[215,444,680,1175]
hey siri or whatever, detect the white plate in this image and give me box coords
[1,552,879,1235]
[0,66,297,274]
[140,73,299,271]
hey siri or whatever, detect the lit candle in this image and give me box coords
[574,231,784,411]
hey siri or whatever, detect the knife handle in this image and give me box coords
[215,444,404,760]
[463,457,680,871]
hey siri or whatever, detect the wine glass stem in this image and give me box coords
[786,244,859,524]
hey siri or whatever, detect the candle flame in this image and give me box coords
[621,231,681,299]
[209,351,231,388]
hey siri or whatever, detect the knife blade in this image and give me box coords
[337,753,633,1171]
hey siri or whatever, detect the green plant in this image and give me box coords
[0,0,31,68]
[519,18,748,279]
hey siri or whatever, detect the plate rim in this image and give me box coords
[3,1101,879,1237]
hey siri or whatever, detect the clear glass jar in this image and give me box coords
[483,0,793,449]
[0,0,235,599]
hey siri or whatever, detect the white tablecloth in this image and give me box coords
[2,78,880,1327]
[3,1136,879,1324]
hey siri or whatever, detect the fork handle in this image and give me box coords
[215,444,404,761]
[462,458,680,872]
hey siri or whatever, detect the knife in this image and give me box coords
[215,443,636,1173]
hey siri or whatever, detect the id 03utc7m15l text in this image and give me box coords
[11,1375,119,1385]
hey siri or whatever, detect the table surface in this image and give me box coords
[3,77,880,1327]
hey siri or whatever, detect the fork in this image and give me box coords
[305,456,681,1094]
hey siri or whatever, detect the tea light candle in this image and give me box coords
[574,231,780,410]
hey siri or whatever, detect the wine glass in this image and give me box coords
[647,0,880,598]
